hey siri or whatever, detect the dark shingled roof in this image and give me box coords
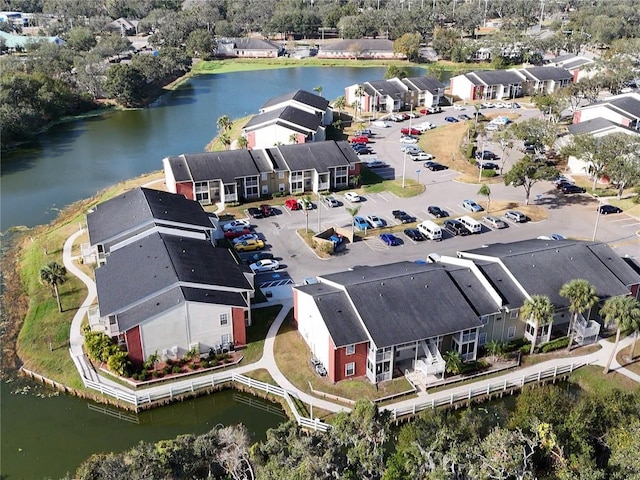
[402,76,445,93]
[96,233,251,317]
[562,58,593,69]
[567,118,621,135]
[168,151,262,184]
[446,266,501,316]
[520,66,572,81]
[608,95,640,119]
[231,37,280,51]
[470,70,524,86]
[87,188,212,246]
[261,89,329,112]
[320,38,394,53]
[244,105,321,132]
[296,283,368,347]
[367,79,406,96]
[321,261,435,286]
[587,244,640,287]
[462,240,633,307]
[476,261,527,309]
[276,141,357,172]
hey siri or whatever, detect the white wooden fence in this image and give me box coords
[388,359,590,420]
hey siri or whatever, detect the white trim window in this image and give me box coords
[221,333,230,344]
[195,181,209,203]
[345,362,355,377]
[510,309,519,319]
[507,326,516,339]
[220,313,229,326]
[479,332,487,346]
[480,315,489,326]
[345,344,355,355]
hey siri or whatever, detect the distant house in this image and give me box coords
[86,187,218,264]
[449,69,524,101]
[106,17,139,36]
[573,92,640,131]
[293,239,640,384]
[163,141,361,206]
[90,233,254,366]
[518,66,573,95]
[548,53,596,82]
[216,37,282,58]
[317,39,402,60]
[345,76,444,113]
[0,30,64,50]
[242,89,332,149]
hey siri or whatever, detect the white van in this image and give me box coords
[417,220,442,241]
[458,216,482,234]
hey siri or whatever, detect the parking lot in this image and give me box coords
[224,104,640,285]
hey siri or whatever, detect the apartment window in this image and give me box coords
[278,171,285,179]
[345,344,355,355]
[194,181,209,203]
[480,315,489,326]
[278,183,285,192]
[507,326,516,339]
[345,362,355,377]
[221,333,230,344]
[335,166,348,186]
[261,172,268,181]
[479,332,487,346]
[220,313,229,326]
[510,309,519,319]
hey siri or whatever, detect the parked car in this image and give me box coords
[353,147,374,155]
[423,161,447,171]
[462,199,484,212]
[232,233,259,244]
[475,150,497,160]
[428,205,448,218]
[504,210,527,223]
[365,160,388,168]
[323,196,339,208]
[444,219,470,236]
[353,216,369,231]
[224,227,252,239]
[415,122,436,132]
[452,104,466,110]
[233,238,265,252]
[297,198,314,209]
[344,191,361,202]
[222,219,251,231]
[246,252,274,264]
[444,116,459,122]
[365,214,386,228]
[400,145,422,153]
[250,259,280,272]
[482,215,507,229]
[399,135,419,144]
[404,228,425,241]
[481,102,494,108]
[458,114,471,120]
[247,207,264,219]
[355,129,372,136]
[380,233,401,246]
[409,152,435,161]
[555,180,574,190]
[285,198,301,210]
[599,205,622,214]
[372,120,391,128]
[260,204,274,216]
[407,112,420,118]
[427,106,442,113]
[392,210,416,223]
[538,233,567,241]
[561,185,586,194]
[401,127,421,135]
[476,161,499,170]
[350,135,369,143]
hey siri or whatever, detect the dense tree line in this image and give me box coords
[73,386,640,479]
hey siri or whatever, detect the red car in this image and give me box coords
[401,127,421,135]
[350,135,369,144]
[285,198,301,210]
[224,227,251,239]
[260,204,274,216]
[419,108,430,115]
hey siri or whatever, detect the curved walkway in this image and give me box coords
[63,228,638,417]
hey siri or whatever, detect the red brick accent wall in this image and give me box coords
[630,284,639,299]
[247,131,256,150]
[175,182,194,200]
[328,337,337,383]
[232,308,246,347]
[125,326,144,367]
[330,339,368,383]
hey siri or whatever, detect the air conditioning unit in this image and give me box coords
[171,345,178,356]
[189,342,200,353]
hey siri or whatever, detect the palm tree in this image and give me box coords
[601,296,640,374]
[443,350,463,376]
[521,295,555,355]
[313,85,323,96]
[559,279,598,351]
[220,133,231,150]
[333,95,346,116]
[39,261,67,313]
[236,136,248,150]
[474,103,482,128]
[289,133,298,145]
[354,84,366,120]
[347,205,361,238]
[478,184,491,213]
[486,340,503,362]
[216,115,232,133]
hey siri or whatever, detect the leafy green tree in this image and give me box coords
[477,427,538,480]
[313,85,323,96]
[602,137,640,199]
[503,155,557,204]
[512,118,560,153]
[601,296,640,374]
[103,63,147,107]
[39,261,67,312]
[559,279,599,352]
[185,28,216,60]
[384,64,407,80]
[521,294,554,355]
[64,27,97,52]
[607,419,640,480]
[393,32,421,61]
[493,127,517,174]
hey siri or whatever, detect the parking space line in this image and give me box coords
[621,222,640,228]
[281,207,292,216]
[367,195,378,203]
[377,193,390,202]
[364,237,389,251]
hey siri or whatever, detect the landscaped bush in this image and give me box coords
[519,344,531,355]
[538,336,570,353]
[172,365,181,374]
[481,169,497,177]
[503,339,528,352]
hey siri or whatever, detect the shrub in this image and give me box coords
[163,365,172,374]
[481,169,497,178]
[189,363,199,370]
[539,336,570,353]
[519,344,531,355]
[172,365,181,374]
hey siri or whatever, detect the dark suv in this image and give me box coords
[444,219,470,236]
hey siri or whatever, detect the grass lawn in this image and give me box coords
[243,368,278,385]
[519,343,602,368]
[205,115,252,152]
[241,304,283,365]
[569,365,640,395]
[359,169,425,198]
[616,343,640,375]
[274,310,414,403]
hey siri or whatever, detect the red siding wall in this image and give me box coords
[175,182,194,200]
[247,131,256,150]
[329,338,368,383]
[232,307,246,347]
[125,326,144,367]
[630,283,639,299]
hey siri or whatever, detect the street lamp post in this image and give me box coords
[402,114,413,188]
[592,195,602,241]
[416,169,422,184]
